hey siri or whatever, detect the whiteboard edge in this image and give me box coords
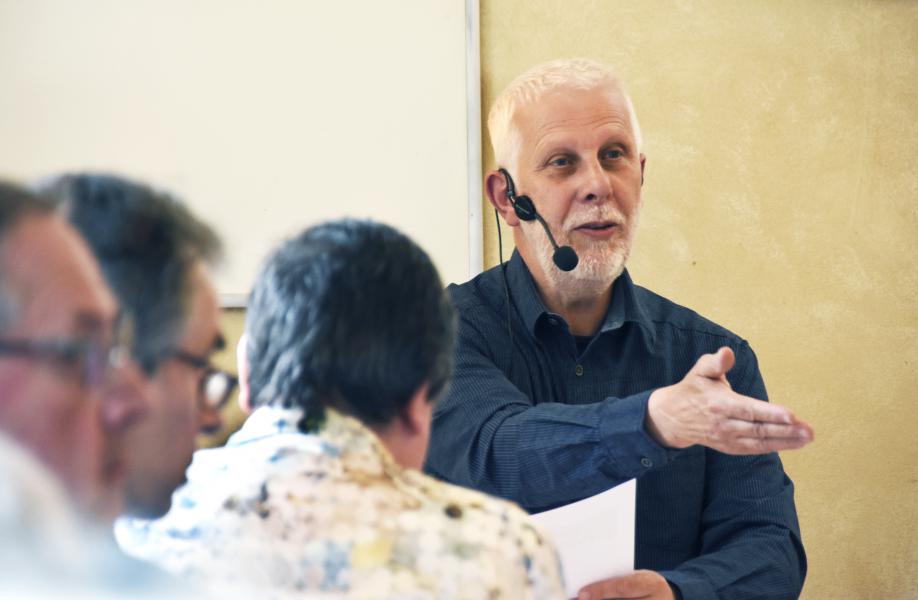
[466,0,483,278]
[219,293,248,309]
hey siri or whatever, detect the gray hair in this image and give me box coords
[44,174,221,374]
[487,58,643,173]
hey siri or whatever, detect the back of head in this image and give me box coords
[487,58,642,171]
[246,219,455,431]
[0,181,52,333]
[45,173,221,374]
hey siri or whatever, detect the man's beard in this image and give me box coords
[523,206,639,302]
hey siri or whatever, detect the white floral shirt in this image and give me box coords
[117,406,564,599]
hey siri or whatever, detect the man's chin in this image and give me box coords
[563,247,627,284]
[122,475,185,519]
[526,234,628,296]
[122,493,174,520]
[85,487,126,525]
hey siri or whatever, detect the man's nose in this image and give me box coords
[100,360,150,431]
[579,159,613,203]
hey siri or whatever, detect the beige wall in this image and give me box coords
[480,1,918,598]
[200,309,247,448]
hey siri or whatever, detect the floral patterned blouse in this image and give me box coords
[117,406,565,599]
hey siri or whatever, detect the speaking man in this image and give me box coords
[425,59,813,600]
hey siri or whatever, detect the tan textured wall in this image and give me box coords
[198,309,247,448]
[480,1,918,598]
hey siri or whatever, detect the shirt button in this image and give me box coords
[574,364,584,376]
[641,457,653,468]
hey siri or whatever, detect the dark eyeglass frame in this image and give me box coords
[0,314,133,388]
[166,349,239,412]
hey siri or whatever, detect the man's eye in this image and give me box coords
[548,156,572,168]
[602,149,624,160]
[57,343,85,365]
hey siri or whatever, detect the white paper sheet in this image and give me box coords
[530,479,636,598]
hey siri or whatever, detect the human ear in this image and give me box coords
[485,170,521,227]
[400,383,431,436]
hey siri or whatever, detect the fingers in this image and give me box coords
[714,418,814,454]
[722,394,795,425]
[578,570,672,600]
[693,347,735,381]
[728,434,813,454]
[705,399,814,454]
[719,419,805,440]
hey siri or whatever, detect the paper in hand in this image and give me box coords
[530,479,636,598]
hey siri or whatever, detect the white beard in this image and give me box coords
[522,205,639,303]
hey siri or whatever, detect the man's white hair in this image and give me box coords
[487,58,643,172]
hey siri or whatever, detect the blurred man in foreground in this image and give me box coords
[48,173,237,520]
[120,220,564,599]
[0,180,147,522]
[0,180,153,594]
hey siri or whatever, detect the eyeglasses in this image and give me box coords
[166,349,238,411]
[0,313,134,389]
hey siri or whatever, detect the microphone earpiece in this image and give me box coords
[499,168,536,222]
[512,195,537,222]
[498,168,579,272]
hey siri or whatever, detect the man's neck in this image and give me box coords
[538,282,612,337]
[515,244,616,336]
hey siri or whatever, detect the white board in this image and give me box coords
[0,0,479,305]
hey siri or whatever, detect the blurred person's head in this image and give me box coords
[246,220,454,470]
[0,180,147,520]
[47,174,235,519]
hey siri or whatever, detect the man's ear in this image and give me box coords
[399,383,431,436]
[485,170,521,227]
[640,153,647,187]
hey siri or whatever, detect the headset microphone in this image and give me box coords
[498,168,579,272]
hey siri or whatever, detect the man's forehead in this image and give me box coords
[3,215,118,335]
[514,86,633,140]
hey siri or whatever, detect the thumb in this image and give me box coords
[694,347,735,380]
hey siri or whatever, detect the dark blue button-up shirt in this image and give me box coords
[425,251,806,599]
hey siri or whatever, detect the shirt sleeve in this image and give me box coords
[659,342,807,600]
[425,307,676,511]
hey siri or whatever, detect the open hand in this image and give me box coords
[576,570,676,600]
[646,347,813,455]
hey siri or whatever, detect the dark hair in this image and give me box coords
[0,181,53,333]
[44,174,221,374]
[246,219,455,431]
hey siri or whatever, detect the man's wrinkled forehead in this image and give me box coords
[4,214,118,337]
[512,85,635,147]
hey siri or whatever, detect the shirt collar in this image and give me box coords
[229,404,400,473]
[506,250,656,342]
[505,250,549,336]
